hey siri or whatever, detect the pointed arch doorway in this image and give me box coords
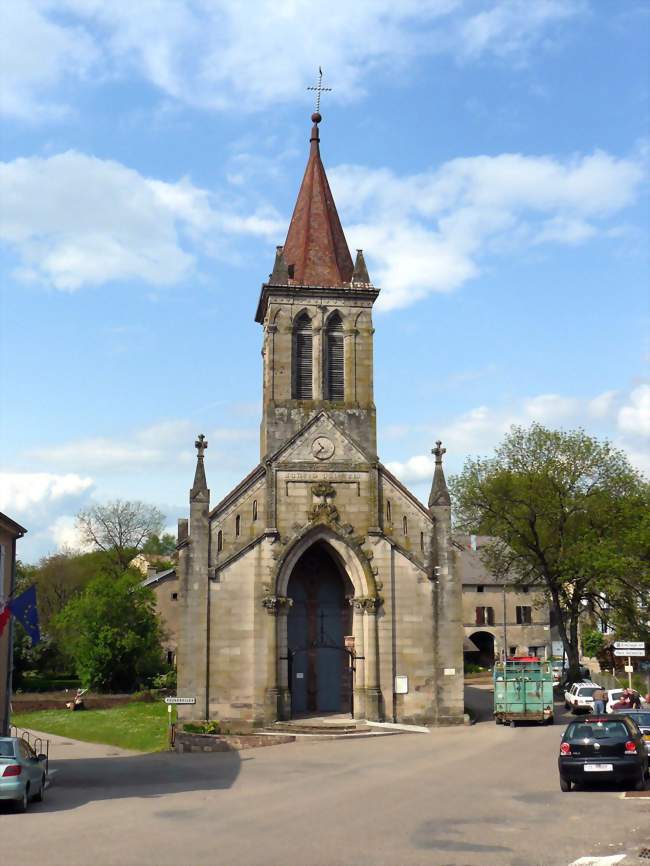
[287,542,354,716]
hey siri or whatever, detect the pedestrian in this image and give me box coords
[630,690,641,710]
[592,687,607,715]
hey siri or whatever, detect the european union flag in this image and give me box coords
[9,585,41,646]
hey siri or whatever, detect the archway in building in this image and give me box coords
[466,631,496,669]
[287,542,354,716]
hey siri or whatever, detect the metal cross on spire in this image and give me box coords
[307,66,332,115]
[195,433,208,458]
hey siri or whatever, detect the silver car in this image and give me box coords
[0,737,47,812]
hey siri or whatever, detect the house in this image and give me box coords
[456,534,552,667]
[0,512,27,736]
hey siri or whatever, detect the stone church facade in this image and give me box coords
[176,112,463,728]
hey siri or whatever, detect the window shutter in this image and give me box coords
[325,314,344,401]
[476,606,485,625]
[293,314,313,399]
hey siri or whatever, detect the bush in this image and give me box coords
[151,669,177,690]
[54,569,165,692]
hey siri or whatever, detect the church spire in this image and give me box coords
[280,111,354,287]
[429,440,451,508]
[191,433,209,501]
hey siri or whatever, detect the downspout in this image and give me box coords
[205,523,212,721]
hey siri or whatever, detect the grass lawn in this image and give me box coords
[12,701,176,753]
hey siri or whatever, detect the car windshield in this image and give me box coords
[566,720,628,740]
[622,712,650,726]
[610,691,624,699]
[577,687,598,697]
[0,740,16,758]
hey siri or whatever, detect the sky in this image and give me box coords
[1,0,649,564]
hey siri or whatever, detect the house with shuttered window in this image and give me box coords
[457,534,551,668]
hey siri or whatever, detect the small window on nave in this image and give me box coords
[252,500,258,521]
[217,530,223,552]
[420,532,424,551]
[386,500,392,523]
[403,516,408,535]
[235,514,241,536]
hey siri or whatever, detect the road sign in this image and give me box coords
[624,665,634,673]
[164,696,196,705]
[614,641,645,650]
[614,649,645,657]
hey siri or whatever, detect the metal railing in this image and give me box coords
[10,725,49,775]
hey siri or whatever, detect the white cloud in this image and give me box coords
[0,151,283,290]
[618,385,650,438]
[1,1,99,119]
[387,385,649,485]
[459,0,584,61]
[26,419,257,473]
[48,515,91,553]
[2,1,585,119]
[385,454,436,483]
[329,150,646,310]
[0,472,94,513]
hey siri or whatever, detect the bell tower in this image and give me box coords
[255,111,380,458]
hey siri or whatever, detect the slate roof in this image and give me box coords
[453,534,538,587]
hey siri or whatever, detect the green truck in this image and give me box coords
[493,657,554,726]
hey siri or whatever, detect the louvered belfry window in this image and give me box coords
[325,313,344,401]
[293,312,313,399]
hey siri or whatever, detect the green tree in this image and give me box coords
[54,570,165,692]
[450,424,649,681]
[582,629,605,659]
[141,533,177,557]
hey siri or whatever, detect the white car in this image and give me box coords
[564,681,603,714]
[606,689,648,714]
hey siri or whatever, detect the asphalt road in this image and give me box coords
[2,692,649,866]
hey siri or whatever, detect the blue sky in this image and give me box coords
[1,0,648,563]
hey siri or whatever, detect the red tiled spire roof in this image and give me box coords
[281,113,354,287]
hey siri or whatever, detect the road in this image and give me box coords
[2,692,649,866]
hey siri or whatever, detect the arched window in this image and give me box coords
[292,312,313,399]
[403,516,408,536]
[252,500,258,521]
[324,312,344,401]
[235,514,241,537]
[386,500,392,523]
[217,530,223,552]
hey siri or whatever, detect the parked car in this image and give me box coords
[558,715,648,792]
[612,710,650,755]
[564,681,603,714]
[606,689,648,713]
[0,737,47,812]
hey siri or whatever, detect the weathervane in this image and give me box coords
[307,66,332,116]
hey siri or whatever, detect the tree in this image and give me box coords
[76,500,164,571]
[450,424,649,681]
[582,629,605,659]
[54,570,164,692]
[141,532,177,557]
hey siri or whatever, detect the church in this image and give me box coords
[175,109,464,728]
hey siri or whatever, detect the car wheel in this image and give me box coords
[15,787,28,813]
[33,775,46,802]
[560,776,572,792]
[509,720,517,728]
[564,701,569,709]
[634,771,646,792]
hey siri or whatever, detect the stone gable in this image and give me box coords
[272,412,370,468]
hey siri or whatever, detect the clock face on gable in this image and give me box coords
[311,436,335,460]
